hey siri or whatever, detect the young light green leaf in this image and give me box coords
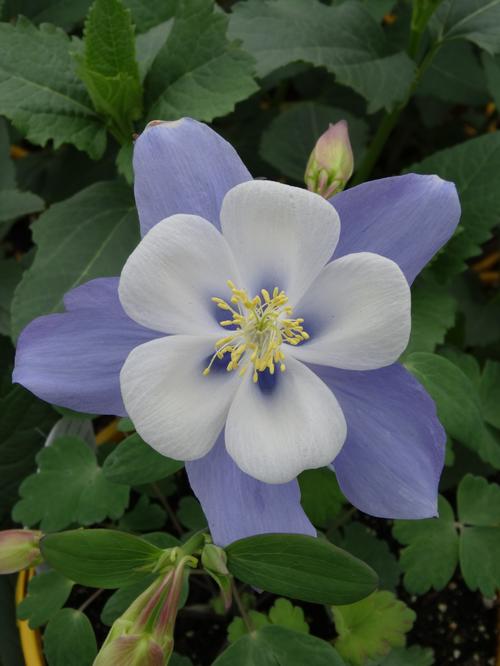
[145,0,257,121]
[41,529,163,588]
[268,598,309,635]
[260,102,368,183]
[13,436,130,532]
[299,467,346,528]
[43,609,97,666]
[226,533,378,605]
[11,180,139,339]
[17,570,73,629]
[408,132,500,278]
[76,0,143,143]
[0,18,106,158]
[229,0,415,113]
[431,0,500,54]
[228,611,270,644]
[333,591,415,666]
[214,625,346,666]
[102,433,184,485]
[393,497,459,594]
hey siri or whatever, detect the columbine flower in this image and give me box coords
[14,118,461,545]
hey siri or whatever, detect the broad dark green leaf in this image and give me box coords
[2,0,92,30]
[0,189,43,224]
[135,19,173,82]
[0,258,23,336]
[17,570,73,628]
[145,0,257,121]
[11,180,139,338]
[76,0,143,142]
[41,529,163,588]
[431,0,500,54]
[229,0,415,112]
[213,625,346,666]
[479,360,500,429]
[0,18,106,158]
[103,433,184,485]
[0,117,15,189]
[118,494,166,532]
[226,533,377,604]
[409,117,500,279]
[43,609,97,666]
[260,102,368,183]
[177,496,207,531]
[13,436,130,531]
[298,467,345,528]
[393,497,459,594]
[123,0,178,32]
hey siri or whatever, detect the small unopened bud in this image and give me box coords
[0,530,42,574]
[201,544,232,610]
[93,634,166,666]
[305,120,354,198]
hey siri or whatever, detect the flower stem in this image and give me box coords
[231,580,254,632]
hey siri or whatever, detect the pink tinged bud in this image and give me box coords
[93,635,165,666]
[305,120,354,198]
[0,530,42,574]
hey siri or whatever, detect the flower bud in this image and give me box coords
[0,530,42,574]
[201,544,232,609]
[305,120,354,198]
[93,634,166,666]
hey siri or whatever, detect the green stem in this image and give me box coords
[231,580,254,632]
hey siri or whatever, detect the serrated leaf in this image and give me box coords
[145,0,258,121]
[43,609,97,666]
[118,494,166,532]
[333,591,415,666]
[404,277,457,355]
[2,0,92,30]
[77,0,143,142]
[367,645,434,666]
[431,0,500,54]
[11,180,139,339]
[229,0,415,113]
[214,625,346,666]
[102,433,184,485]
[13,436,130,531]
[298,467,345,528]
[0,18,106,158]
[228,611,270,643]
[122,0,178,32]
[408,132,500,279]
[338,522,401,592]
[226,533,378,605]
[260,102,368,183]
[393,497,459,594]
[41,529,163,588]
[17,570,73,629]
[268,598,309,635]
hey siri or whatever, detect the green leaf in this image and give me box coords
[0,259,23,336]
[118,494,166,532]
[122,0,178,32]
[102,433,184,485]
[408,132,500,279]
[13,436,130,531]
[135,19,173,82]
[100,574,156,625]
[17,570,73,629]
[268,598,309,635]
[332,591,415,666]
[260,102,368,183]
[0,385,56,520]
[479,360,500,429]
[76,0,143,143]
[367,646,435,666]
[0,18,106,158]
[214,625,346,666]
[392,496,459,594]
[404,277,457,355]
[177,496,207,531]
[338,522,401,592]
[145,0,258,121]
[2,0,92,30]
[432,0,500,54]
[11,180,139,339]
[41,528,163,588]
[0,117,15,189]
[43,609,97,666]
[226,533,378,605]
[228,611,270,643]
[0,189,44,224]
[229,0,416,113]
[482,51,500,108]
[457,474,500,596]
[298,467,345,528]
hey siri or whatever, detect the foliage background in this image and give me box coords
[0,0,500,665]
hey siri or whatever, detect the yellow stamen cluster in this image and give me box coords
[203,280,309,383]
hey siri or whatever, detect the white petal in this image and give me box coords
[119,215,241,335]
[220,181,340,303]
[120,335,239,460]
[290,252,411,370]
[225,357,346,484]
